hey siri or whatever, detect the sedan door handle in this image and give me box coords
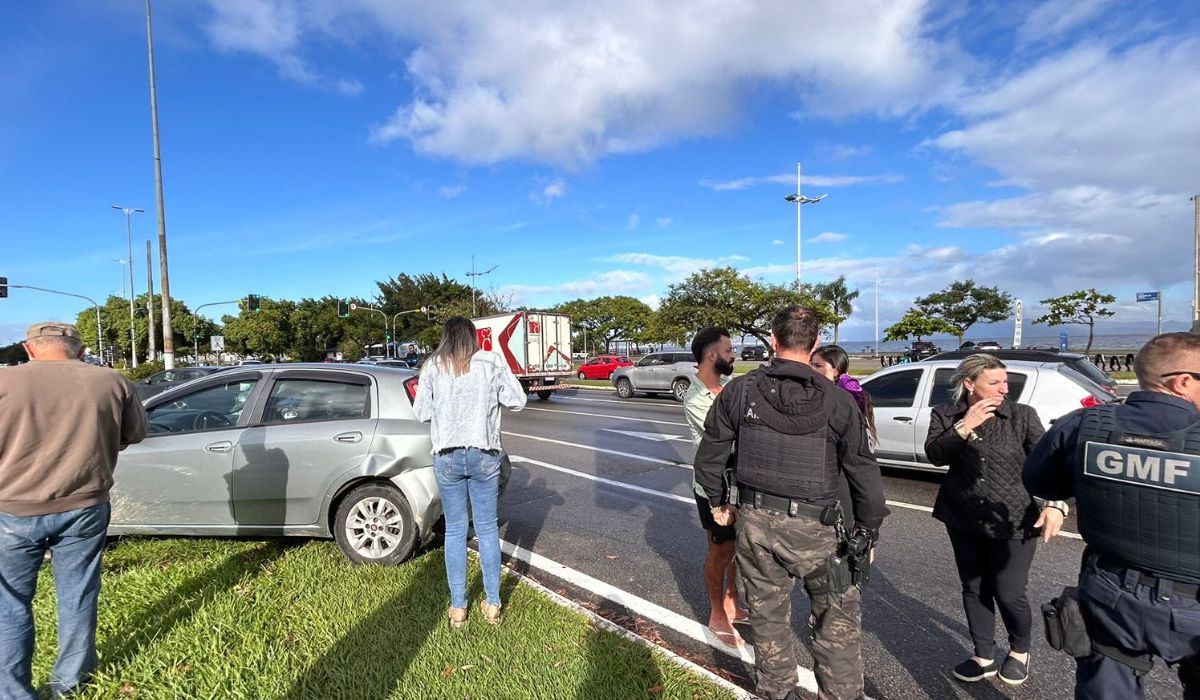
[204,441,233,453]
[892,416,913,422]
[334,431,362,444]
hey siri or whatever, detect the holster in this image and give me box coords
[1041,586,1092,658]
[846,531,873,587]
[818,550,853,596]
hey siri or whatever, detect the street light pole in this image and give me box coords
[784,162,827,288]
[146,240,156,360]
[10,284,104,361]
[874,270,880,356]
[112,206,144,367]
[1193,194,1199,333]
[392,307,429,358]
[145,0,175,369]
[351,304,388,357]
[192,300,238,364]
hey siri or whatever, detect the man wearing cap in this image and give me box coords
[0,322,147,699]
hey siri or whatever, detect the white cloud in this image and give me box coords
[699,173,903,192]
[627,213,640,230]
[604,252,749,278]
[639,294,661,310]
[831,144,872,159]
[1017,0,1112,46]
[655,217,672,227]
[808,232,847,244]
[530,179,568,205]
[771,239,785,246]
[499,269,655,303]
[438,184,466,199]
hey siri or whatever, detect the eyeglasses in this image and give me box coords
[1160,371,1200,380]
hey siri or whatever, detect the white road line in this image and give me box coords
[512,455,693,504]
[503,431,692,469]
[521,406,688,427]
[558,395,678,408]
[498,538,819,694]
[883,500,1083,539]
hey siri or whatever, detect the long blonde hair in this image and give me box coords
[951,353,1006,403]
[424,317,479,376]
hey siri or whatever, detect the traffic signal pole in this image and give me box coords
[8,283,104,360]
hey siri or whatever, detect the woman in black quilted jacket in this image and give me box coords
[925,354,1068,687]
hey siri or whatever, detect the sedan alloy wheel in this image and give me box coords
[334,483,418,565]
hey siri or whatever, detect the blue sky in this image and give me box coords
[4,0,1199,345]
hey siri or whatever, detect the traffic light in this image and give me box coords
[247,294,260,312]
[0,277,6,298]
[337,300,350,317]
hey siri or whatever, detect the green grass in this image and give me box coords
[31,538,734,700]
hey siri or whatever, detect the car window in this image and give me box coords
[637,355,664,367]
[927,368,1029,406]
[672,353,694,364]
[587,358,603,366]
[263,379,370,424]
[1068,358,1113,387]
[864,369,923,408]
[147,379,258,434]
[617,356,629,363]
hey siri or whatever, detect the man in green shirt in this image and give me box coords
[683,327,746,647]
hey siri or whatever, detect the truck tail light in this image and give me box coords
[1080,395,1103,408]
[403,376,419,404]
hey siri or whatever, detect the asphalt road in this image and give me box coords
[496,388,1181,700]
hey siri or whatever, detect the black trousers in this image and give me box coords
[947,527,1038,658]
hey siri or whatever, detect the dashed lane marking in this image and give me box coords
[520,406,688,427]
[557,394,681,408]
[503,431,692,469]
[498,536,819,694]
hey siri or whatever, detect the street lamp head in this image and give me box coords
[785,193,828,204]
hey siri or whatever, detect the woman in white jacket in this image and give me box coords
[413,317,526,627]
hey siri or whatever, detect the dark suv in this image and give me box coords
[741,345,768,361]
[928,348,1117,397]
[905,341,941,362]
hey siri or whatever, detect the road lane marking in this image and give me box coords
[512,455,693,504]
[520,406,688,427]
[498,537,818,693]
[503,431,692,469]
[558,395,679,408]
[881,500,1082,539]
[602,428,691,443]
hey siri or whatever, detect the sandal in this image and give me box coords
[479,600,502,625]
[707,625,745,649]
[448,606,467,628]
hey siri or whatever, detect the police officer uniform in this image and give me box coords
[695,358,888,700]
[1024,390,1200,699]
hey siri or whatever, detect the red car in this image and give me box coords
[576,355,633,380]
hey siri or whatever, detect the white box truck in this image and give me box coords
[472,311,573,400]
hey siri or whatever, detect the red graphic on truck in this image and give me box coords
[477,327,493,351]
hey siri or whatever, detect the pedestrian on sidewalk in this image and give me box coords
[925,353,1066,687]
[682,327,747,649]
[413,317,526,628]
[0,322,147,699]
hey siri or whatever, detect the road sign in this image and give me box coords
[210,335,225,352]
[1059,331,1069,351]
[1012,299,1023,349]
[349,303,357,311]
[1136,291,1160,302]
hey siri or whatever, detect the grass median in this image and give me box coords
[31,538,735,699]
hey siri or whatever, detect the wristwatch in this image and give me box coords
[953,420,980,442]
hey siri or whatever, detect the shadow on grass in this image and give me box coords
[575,621,667,700]
[279,552,444,699]
[98,540,291,670]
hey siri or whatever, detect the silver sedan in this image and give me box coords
[110,363,440,565]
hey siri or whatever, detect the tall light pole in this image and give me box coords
[112,258,129,301]
[466,256,498,316]
[112,206,144,367]
[1192,194,1199,333]
[784,162,827,287]
[145,240,156,360]
[145,0,175,369]
[874,270,880,356]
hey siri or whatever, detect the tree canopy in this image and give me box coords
[884,308,959,342]
[555,295,653,353]
[914,279,1013,345]
[811,275,860,344]
[1033,288,1116,353]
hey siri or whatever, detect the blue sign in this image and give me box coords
[1136,291,1160,302]
[1059,332,1069,351]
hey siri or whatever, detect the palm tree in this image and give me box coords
[813,275,860,344]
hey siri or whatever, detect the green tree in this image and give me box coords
[221,297,295,360]
[378,272,506,350]
[658,268,832,354]
[1033,288,1116,353]
[556,296,653,353]
[915,279,1013,345]
[884,308,960,342]
[0,341,27,365]
[810,275,859,344]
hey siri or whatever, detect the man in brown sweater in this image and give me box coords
[0,322,146,699]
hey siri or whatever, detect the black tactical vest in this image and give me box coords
[735,371,840,503]
[1075,405,1200,582]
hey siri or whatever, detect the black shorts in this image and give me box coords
[694,494,737,544]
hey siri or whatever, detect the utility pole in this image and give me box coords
[874,271,880,356]
[1193,194,1199,333]
[146,0,175,368]
[466,255,498,317]
[112,206,143,367]
[146,240,156,360]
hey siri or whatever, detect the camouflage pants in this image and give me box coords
[736,506,864,700]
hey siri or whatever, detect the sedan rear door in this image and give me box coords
[230,370,377,527]
[862,367,926,464]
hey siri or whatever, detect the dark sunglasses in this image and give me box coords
[1160,371,1200,380]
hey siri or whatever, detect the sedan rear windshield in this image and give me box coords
[1066,358,1115,388]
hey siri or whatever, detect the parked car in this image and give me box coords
[928,349,1118,397]
[134,366,231,400]
[110,363,440,565]
[904,341,941,362]
[860,355,1114,472]
[974,340,1003,351]
[611,351,697,401]
[576,354,633,380]
[355,358,411,368]
[741,345,768,361]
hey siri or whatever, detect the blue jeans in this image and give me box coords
[0,502,110,699]
[434,448,502,609]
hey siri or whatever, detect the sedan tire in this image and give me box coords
[334,482,418,565]
[615,378,634,399]
[577,370,587,379]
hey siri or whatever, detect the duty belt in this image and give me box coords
[737,485,827,520]
[1097,558,1200,600]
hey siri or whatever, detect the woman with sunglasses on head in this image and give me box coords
[925,353,1067,687]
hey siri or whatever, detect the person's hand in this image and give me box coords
[711,505,737,527]
[962,397,1003,432]
[1034,506,1065,542]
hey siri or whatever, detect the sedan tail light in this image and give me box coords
[1080,395,1104,408]
[403,376,419,404]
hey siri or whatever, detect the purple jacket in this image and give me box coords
[836,373,868,414]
